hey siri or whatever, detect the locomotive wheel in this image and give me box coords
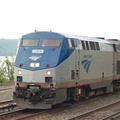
[73,95,80,101]
[113,81,119,92]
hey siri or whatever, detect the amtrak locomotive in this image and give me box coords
[13,31,120,109]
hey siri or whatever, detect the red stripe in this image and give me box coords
[15,86,27,88]
[15,78,119,89]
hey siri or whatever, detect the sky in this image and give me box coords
[0,0,120,39]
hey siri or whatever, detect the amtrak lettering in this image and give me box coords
[83,55,92,58]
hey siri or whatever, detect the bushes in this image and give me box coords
[0,56,14,83]
[0,60,6,83]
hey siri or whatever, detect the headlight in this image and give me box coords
[30,63,35,68]
[46,71,52,75]
[29,62,40,68]
[35,63,40,67]
[18,70,22,75]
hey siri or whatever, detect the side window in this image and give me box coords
[90,42,96,50]
[71,39,75,48]
[81,40,90,50]
[85,41,90,50]
[81,41,86,50]
[81,41,100,51]
[68,39,75,48]
[95,42,100,50]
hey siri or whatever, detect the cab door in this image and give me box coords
[75,39,80,80]
[68,38,80,80]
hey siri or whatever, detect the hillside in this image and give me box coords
[0,39,18,56]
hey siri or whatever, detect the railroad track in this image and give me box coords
[0,87,13,91]
[0,99,87,120]
[0,92,120,120]
[0,100,13,106]
[0,100,17,113]
[0,108,26,120]
[68,100,120,120]
[0,107,51,120]
[2,95,111,120]
[102,111,120,120]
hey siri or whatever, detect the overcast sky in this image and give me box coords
[0,0,120,39]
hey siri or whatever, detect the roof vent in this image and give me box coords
[95,37,105,39]
[107,39,119,41]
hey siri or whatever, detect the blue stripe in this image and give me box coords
[86,61,91,73]
[83,61,90,69]
[81,60,88,65]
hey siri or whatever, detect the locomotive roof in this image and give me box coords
[61,33,120,44]
[24,31,120,44]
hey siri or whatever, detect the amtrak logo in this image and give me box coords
[81,60,92,73]
[29,56,41,61]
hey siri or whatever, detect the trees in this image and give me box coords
[0,59,6,83]
[0,56,15,83]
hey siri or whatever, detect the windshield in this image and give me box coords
[21,39,39,47]
[42,39,61,47]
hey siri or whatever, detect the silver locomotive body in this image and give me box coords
[13,31,120,109]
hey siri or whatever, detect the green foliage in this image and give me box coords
[0,60,6,83]
[4,56,15,81]
[0,55,15,83]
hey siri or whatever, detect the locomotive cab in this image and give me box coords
[15,32,70,83]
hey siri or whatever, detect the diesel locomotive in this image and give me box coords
[13,31,120,109]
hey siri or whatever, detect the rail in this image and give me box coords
[68,100,120,120]
[0,100,17,113]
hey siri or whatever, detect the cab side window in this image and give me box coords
[68,39,75,48]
